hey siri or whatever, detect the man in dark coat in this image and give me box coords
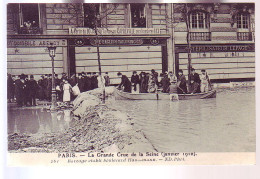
[15,74,26,107]
[160,73,170,93]
[117,72,131,93]
[131,71,139,93]
[7,74,15,102]
[84,72,92,91]
[189,68,201,94]
[91,72,98,90]
[104,72,110,87]
[37,75,45,100]
[28,75,39,106]
[43,74,49,100]
[46,74,52,101]
[139,72,148,93]
[77,73,85,93]
[24,75,30,106]
[55,74,62,101]
[177,70,187,94]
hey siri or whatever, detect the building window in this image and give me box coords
[190,11,208,29]
[237,13,249,29]
[83,4,101,28]
[130,4,146,28]
[18,4,42,34]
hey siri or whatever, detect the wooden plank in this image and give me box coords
[179,62,255,69]
[7,61,64,68]
[179,57,255,64]
[181,67,255,75]
[7,54,63,62]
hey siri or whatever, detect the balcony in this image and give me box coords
[18,27,43,34]
[189,32,211,41]
[237,32,253,41]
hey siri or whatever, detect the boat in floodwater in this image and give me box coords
[114,88,217,100]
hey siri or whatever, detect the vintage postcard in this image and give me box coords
[6,1,256,166]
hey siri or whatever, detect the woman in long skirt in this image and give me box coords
[63,79,72,104]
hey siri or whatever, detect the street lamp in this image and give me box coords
[47,43,57,111]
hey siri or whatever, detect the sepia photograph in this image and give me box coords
[6,2,255,165]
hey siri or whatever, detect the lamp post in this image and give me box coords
[47,43,57,111]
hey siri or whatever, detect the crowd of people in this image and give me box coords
[117,68,211,96]
[7,68,211,107]
[7,72,110,107]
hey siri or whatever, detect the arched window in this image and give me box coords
[190,11,209,29]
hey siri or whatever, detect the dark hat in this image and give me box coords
[117,72,122,76]
[78,73,82,76]
[92,72,96,75]
[20,74,26,79]
[48,74,52,77]
[201,69,206,72]
[178,69,183,73]
[25,75,28,78]
[87,72,91,75]
[45,74,48,76]
[55,74,58,77]
[30,75,34,78]
[191,68,195,71]
[133,71,137,74]
[81,72,86,75]
[105,72,108,74]
[151,69,155,73]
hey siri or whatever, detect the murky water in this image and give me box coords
[8,108,73,135]
[108,87,255,152]
[8,87,255,152]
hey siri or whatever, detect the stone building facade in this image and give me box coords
[7,3,255,83]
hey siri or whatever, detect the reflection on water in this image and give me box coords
[108,87,255,152]
[8,108,73,135]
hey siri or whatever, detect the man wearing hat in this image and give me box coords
[77,73,84,92]
[189,68,201,94]
[24,75,30,106]
[28,75,39,106]
[84,72,92,91]
[15,74,26,107]
[177,70,187,94]
[46,74,52,101]
[91,72,98,90]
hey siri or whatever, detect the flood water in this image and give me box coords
[8,108,73,135]
[108,87,255,152]
[8,87,255,152]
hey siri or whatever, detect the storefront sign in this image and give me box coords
[69,28,162,36]
[90,38,143,46]
[7,39,67,47]
[176,44,255,53]
[190,44,255,52]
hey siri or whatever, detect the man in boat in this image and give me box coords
[189,68,201,94]
[160,72,170,93]
[131,71,140,94]
[117,72,132,93]
[139,72,148,93]
[177,70,187,94]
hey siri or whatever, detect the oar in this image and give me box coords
[177,86,186,94]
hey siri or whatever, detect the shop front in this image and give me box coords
[7,38,68,80]
[175,43,255,81]
[68,28,169,84]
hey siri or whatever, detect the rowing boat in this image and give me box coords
[114,88,216,100]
